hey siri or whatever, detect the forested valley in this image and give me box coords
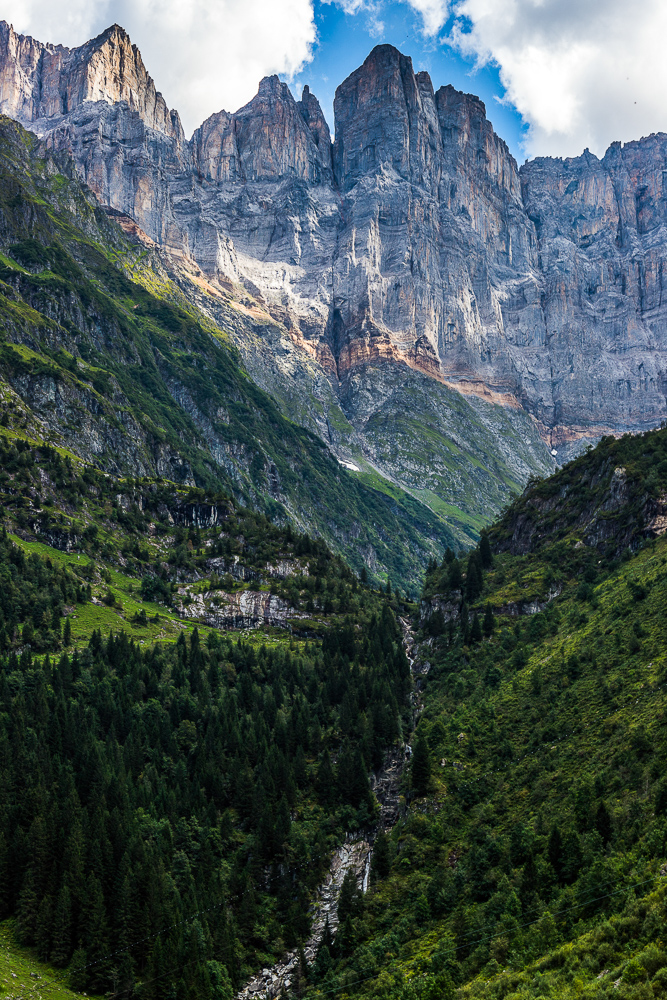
[1,422,667,1000]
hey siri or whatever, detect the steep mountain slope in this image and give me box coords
[1,22,665,478]
[0,114,458,588]
[0,20,562,539]
[302,425,667,1000]
[3,401,665,1000]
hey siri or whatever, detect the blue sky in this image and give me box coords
[290,1,529,162]
[6,0,667,161]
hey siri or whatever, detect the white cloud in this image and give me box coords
[404,0,447,36]
[1,0,317,136]
[325,0,448,37]
[450,0,667,159]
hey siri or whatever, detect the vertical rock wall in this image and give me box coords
[1,22,665,462]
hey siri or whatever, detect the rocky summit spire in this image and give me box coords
[0,19,182,137]
[192,76,332,185]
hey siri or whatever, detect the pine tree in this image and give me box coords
[479,532,493,568]
[562,830,583,883]
[595,801,612,845]
[317,751,335,806]
[470,613,482,644]
[63,615,72,647]
[371,831,391,882]
[459,601,469,645]
[274,794,291,852]
[448,559,463,591]
[337,870,363,924]
[35,893,53,961]
[79,875,109,990]
[465,552,484,601]
[207,961,233,1000]
[50,885,72,967]
[69,947,88,992]
[411,731,431,797]
[483,603,495,637]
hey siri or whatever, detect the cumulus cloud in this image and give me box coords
[405,0,448,35]
[450,0,667,159]
[326,0,448,36]
[1,0,317,135]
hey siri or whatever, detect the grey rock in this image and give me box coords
[2,24,665,534]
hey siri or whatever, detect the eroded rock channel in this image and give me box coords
[236,617,418,999]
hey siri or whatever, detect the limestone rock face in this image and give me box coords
[0,21,181,136]
[2,22,665,490]
[520,139,667,447]
[328,46,540,398]
[192,76,332,186]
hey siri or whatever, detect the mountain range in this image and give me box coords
[1,20,667,558]
[2,20,666,553]
[1,21,667,999]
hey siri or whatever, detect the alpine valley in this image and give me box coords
[0,17,666,1000]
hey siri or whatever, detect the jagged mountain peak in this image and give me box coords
[0,18,181,137]
[0,18,666,541]
[191,72,332,185]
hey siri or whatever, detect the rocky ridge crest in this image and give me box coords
[1,24,666,520]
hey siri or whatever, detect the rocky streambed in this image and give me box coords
[236,839,372,1000]
[235,614,418,999]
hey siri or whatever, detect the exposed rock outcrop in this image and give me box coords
[0,21,181,136]
[2,22,665,520]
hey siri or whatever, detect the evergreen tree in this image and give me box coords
[371,831,391,882]
[69,947,88,992]
[337,870,363,924]
[50,885,72,966]
[470,613,482,644]
[595,801,613,845]
[483,603,495,637]
[274,794,291,852]
[479,532,493,568]
[465,551,484,602]
[411,731,431,797]
[317,751,335,807]
[459,601,469,645]
[207,961,233,1000]
[448,559,463,591]
[562,830,584,883]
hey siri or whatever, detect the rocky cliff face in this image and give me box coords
[0,21,181,135]
[520,139,667,448]
[2,23,665,531]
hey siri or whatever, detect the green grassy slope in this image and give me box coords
[0,923,88,1000]
[305,426,667,1000]
[0,115,452,590]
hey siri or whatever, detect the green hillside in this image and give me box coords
[0,115,453,591]
[302,427,667,1000]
